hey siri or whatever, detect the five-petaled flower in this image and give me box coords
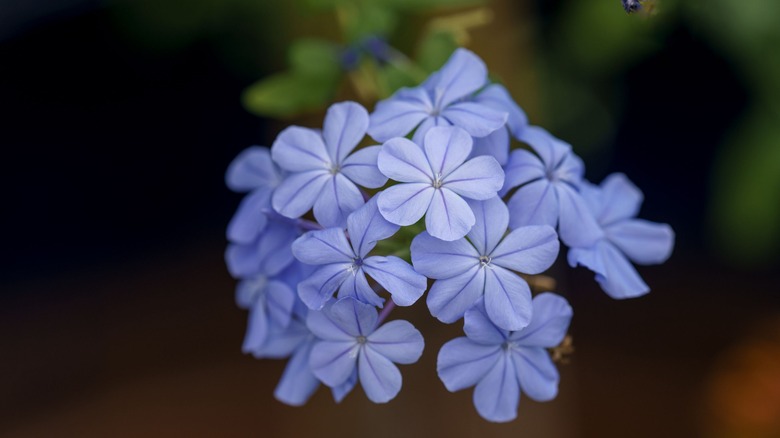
[271,101,388,228]
[412,196,559,330]
[437,293,573,422]
[308,297,425,403]
[377,126,505,241]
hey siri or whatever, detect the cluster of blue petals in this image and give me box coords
[225,48,674,422]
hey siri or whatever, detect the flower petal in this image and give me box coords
[323,101,369,164]
[411,115,450,145]
[251,318,310,359]
[297,263,352,310]
[266,280,296,329]
[331,368,358,403]
[606,219,675,265]
[377,137,432,183]
[410,231,479,279]
[591,173,644,224]
[556,183,604,247]
[337,268,384,308]
[510,292,572,348]
[490,225,559,274]
[506,179,558,230]
[271,126,330,172]
[502,148,545,195]
[422,126,472,178]
[310,340,359,387]
[367,320,424,364]
[426,188,476,241]
[306,301,354,341]
[347,196,400,259]
[227,187,271,244]
[377,183,434,226]
[473,354,519,423]
[437,337,501,391]
[241,298,269,354]
[569,241,649,299]
[517,126,571,171]
[312,173,365,228]
[235,276,267,310]
[340,146,387,189]
[225,221,298,278]
[463,301,508,345]
[226,146,280,192]
[363,256,427,306]
[484,266,532,331]
[467,197,509,256]
[470,127,509,166]
[368,87,431,142]
[272,170,330,219]
[474,84,528,137]
[427,265,485,323]
[443,156,504,201]
[325,297,379,337]
[358,346,402,403]
[274,340,320,406]
[429,48,488,108]
[512,346,559,402]
[441,102,507,138]
[292,228,354,266]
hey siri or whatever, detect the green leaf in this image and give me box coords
[416,30,458,72]
[289,38,342,81]
[377,63,419,96]
[374,0,484,11]
[242,72,337,118]
[342,4,398,41]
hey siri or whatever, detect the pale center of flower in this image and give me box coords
[348,257,364,275]
[356,335,367,344]
[328,163,341,175]
[479,255,492,267]
[502,341,515,351]
[432,172,444,189]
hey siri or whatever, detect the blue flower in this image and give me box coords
[368,48,507,144]
[225,146,283,244]
[271,101,387,228]
[567,173,675,299]
[377,126,505,241]
[411,196,559,330]
[437,293,573,422]
[224,218,300,279]
[502,126,602,247]
[468,84,529,167]
[292,197,427,310]
[307,297,425,403]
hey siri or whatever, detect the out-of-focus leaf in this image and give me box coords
[377,63,419,97]
[289,38,342,80]
[710,106,780,265]
[417,30,458,72]
[375,0,484,11]
[342,4,398,40]
[242,73,338,118]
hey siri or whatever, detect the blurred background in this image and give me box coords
[2,0,780,436]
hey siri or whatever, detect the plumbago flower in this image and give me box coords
[502,126,601,247]
[368,48,508,144]
[568,173,675,299]
[469,83,529,167]
[438,294,573,422]
[411,196,559,330]
[377,126,504,241]
[292,197,427,310]
[308,297,424,403]
[271,101,387,228]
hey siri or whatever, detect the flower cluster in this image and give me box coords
[225,48,674,422]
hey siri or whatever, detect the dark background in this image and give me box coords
[2,0,779,437]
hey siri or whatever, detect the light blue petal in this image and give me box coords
[363,256,427,306]
[292,228,354,265]
[306,302,353,341]
[473,84,528,137]
[590,173,643,224]
[368,87,431,142]
[473,354,519,422]
[484,266,532,331]
[327,296,378,336]
[340,146,387,189]
[266,280,296,329]
[310,340,359,387]
[347,196,400,259]
[429,48,488,108]
[225,221,298,278]
[490,225,559,274]
[377,137,432,183]
[274,340,320,406]
[427,265,485,323]
[443,156,505,201]
[377,183,434,226]
[227,187,271,244]
[506,179,558,231]
[556,183,604,247]
[467,197,509,256]
[272,170,330,219]
[323,101,369,164]
[241,297,269,354]
[606,219,675,265]
[570,241,649,299]
[422,126,472,178]
[426,188,475,241]
[441,102,507,138]
[510,292,572,348]
[517,126,571,171]
[501,149,545,195]
[250,317,309,359]
[312,173,365,228]
[358,346,402,403]
[410,231,479,279]
[411,115,449,145]
[463,301,508,345]
[298,263,352,310]
[367,320,425,364]
[225,146,280,192]
[437,337,501,391]
[512,346,559,402]
[234,275,267,310]
[331,368,358,403]
[271,126,330,172]
[337,268,384,308]
[470,127,509,167]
